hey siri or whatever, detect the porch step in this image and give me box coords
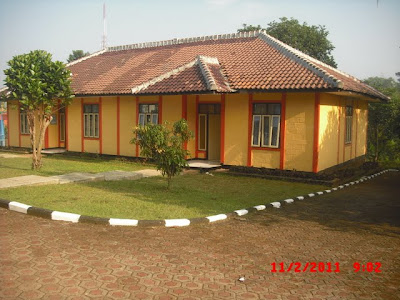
[187,160,221,169]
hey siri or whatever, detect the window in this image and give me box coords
[198,104,220,114]
[20,109,29,134]
[345,106,353,144]
[83,104,99,138]
[252,103,281,148]
[138,104,158,126]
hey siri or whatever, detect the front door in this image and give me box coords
[208,114,220,161]
[198,104,221,161]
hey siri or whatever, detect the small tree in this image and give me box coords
[131,119,193,189]
[4,50,74,169]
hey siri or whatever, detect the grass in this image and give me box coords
[0,172,328,220]
[0,152,153,179]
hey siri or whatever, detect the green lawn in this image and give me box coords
[0,153,153,179]
[0,172,328,219]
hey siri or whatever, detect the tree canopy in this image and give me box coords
[4,50,74,169]
[237,17,337,67]
[67,50,90,63]
[364,76,400,162]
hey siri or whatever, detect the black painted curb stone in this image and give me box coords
[0,169,397,228]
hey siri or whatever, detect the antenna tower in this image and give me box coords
[102,3,107,50]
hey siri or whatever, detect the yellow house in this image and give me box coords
[5,31,388,173]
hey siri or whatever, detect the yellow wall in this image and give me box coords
[356,100,368,157]
[252,151,280,168]
[7,101,19,147]
[47,116,59,149]
[162,95,182,125]
[67,98,82,152]
[285,93,315,172]
[224,93,248,166]
[119,96,136,157]
[7,91,370,172]
[186,95,196,159]
[318,94,340,171]
[102,97,117,155]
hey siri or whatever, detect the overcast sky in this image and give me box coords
[0,0,399,87]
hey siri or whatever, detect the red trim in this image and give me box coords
[7,104,10,147]
[45,127,49,149]
[182,95,188,155]
[57,101,61,148]
[117,96,120,156]
[355,100,358,158]
[280,93,286,170]
[197,150,207,154]
[135,97,139,157]
[337,103,341,164]
[65,105,69,151]
[99,97,103,154]
[17,103,21,147]
[195,95,199,158]
[220,94,225,164]
[365,105,369,155]
[247,94,253,167]
[158,95,163,124]
[312,93,320,173]
[81,98,84,152]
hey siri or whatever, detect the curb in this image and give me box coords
[0,169,398,228]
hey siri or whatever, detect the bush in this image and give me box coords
[131,119,193,189]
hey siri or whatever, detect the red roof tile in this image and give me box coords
[67,31,388,101]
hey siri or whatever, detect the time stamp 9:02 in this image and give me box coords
[270,262,382,273]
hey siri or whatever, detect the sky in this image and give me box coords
[0,0,399,88]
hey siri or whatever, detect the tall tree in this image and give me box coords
[363,77,400,162]
[4,50,74,169]
[67,50,90,63]
[237,17,337,67]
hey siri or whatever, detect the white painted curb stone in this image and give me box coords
[165,219,190,227]
[9,201,31,214]
[270,202,281,208]
[253,205,266,211]
[234,209,249,216]
[284,199,294,204]
[296,196,305,200]
[52,211,80,223]
[109,218,138,226]
[207,214,227,222]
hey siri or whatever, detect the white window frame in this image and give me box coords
[252,114,280,148]
[138,104,158,126]
[83,105,99,138]
[345,106,353,144]
[20,111,29,134]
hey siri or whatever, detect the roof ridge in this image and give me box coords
[197,56,219,90]
[66,49,107,67]
[257,31,344,89]
[107,31,260,52]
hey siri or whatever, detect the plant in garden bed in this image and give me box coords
[131,119,193,190]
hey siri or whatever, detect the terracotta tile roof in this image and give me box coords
[67,31,388,101]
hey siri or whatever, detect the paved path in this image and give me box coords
[1,172,399,299]
[0,169,161,189]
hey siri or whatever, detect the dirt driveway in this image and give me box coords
[1,172,399,299]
